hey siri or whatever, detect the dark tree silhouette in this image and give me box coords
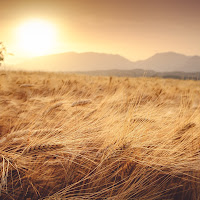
[0,42,14,67]
[0,42,6,66]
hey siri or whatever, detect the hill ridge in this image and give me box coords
[15,51,200,72]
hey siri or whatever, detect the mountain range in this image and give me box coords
[15,51,200,73]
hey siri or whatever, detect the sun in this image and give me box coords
[17,19,57,57]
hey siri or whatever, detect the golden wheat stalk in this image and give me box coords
[0,128,62,144]
[71,99,92,107]
[43,102,63,115]
[19,84,34,88]
[174,122,196,140]
[22,144,64,155]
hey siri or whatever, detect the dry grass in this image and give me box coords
[0,70,200,200]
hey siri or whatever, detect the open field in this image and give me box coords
[0,70,200,200]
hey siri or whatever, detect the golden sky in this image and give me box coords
[1,0,200,63]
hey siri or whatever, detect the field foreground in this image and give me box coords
[0,71,200,199]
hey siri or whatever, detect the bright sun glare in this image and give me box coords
[17,19,56,57]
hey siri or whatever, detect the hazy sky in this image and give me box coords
[1,0,200,63]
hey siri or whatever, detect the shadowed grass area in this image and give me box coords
[0,70,200,199]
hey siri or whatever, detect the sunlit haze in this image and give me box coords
[16,19,57,57]
[1,0,200,64]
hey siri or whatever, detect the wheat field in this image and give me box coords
[0,70,199,200]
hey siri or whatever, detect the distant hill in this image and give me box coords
[182,56,200,72]
[134,52,189,72]
[15,51,200,73]
[16,52,135,71]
